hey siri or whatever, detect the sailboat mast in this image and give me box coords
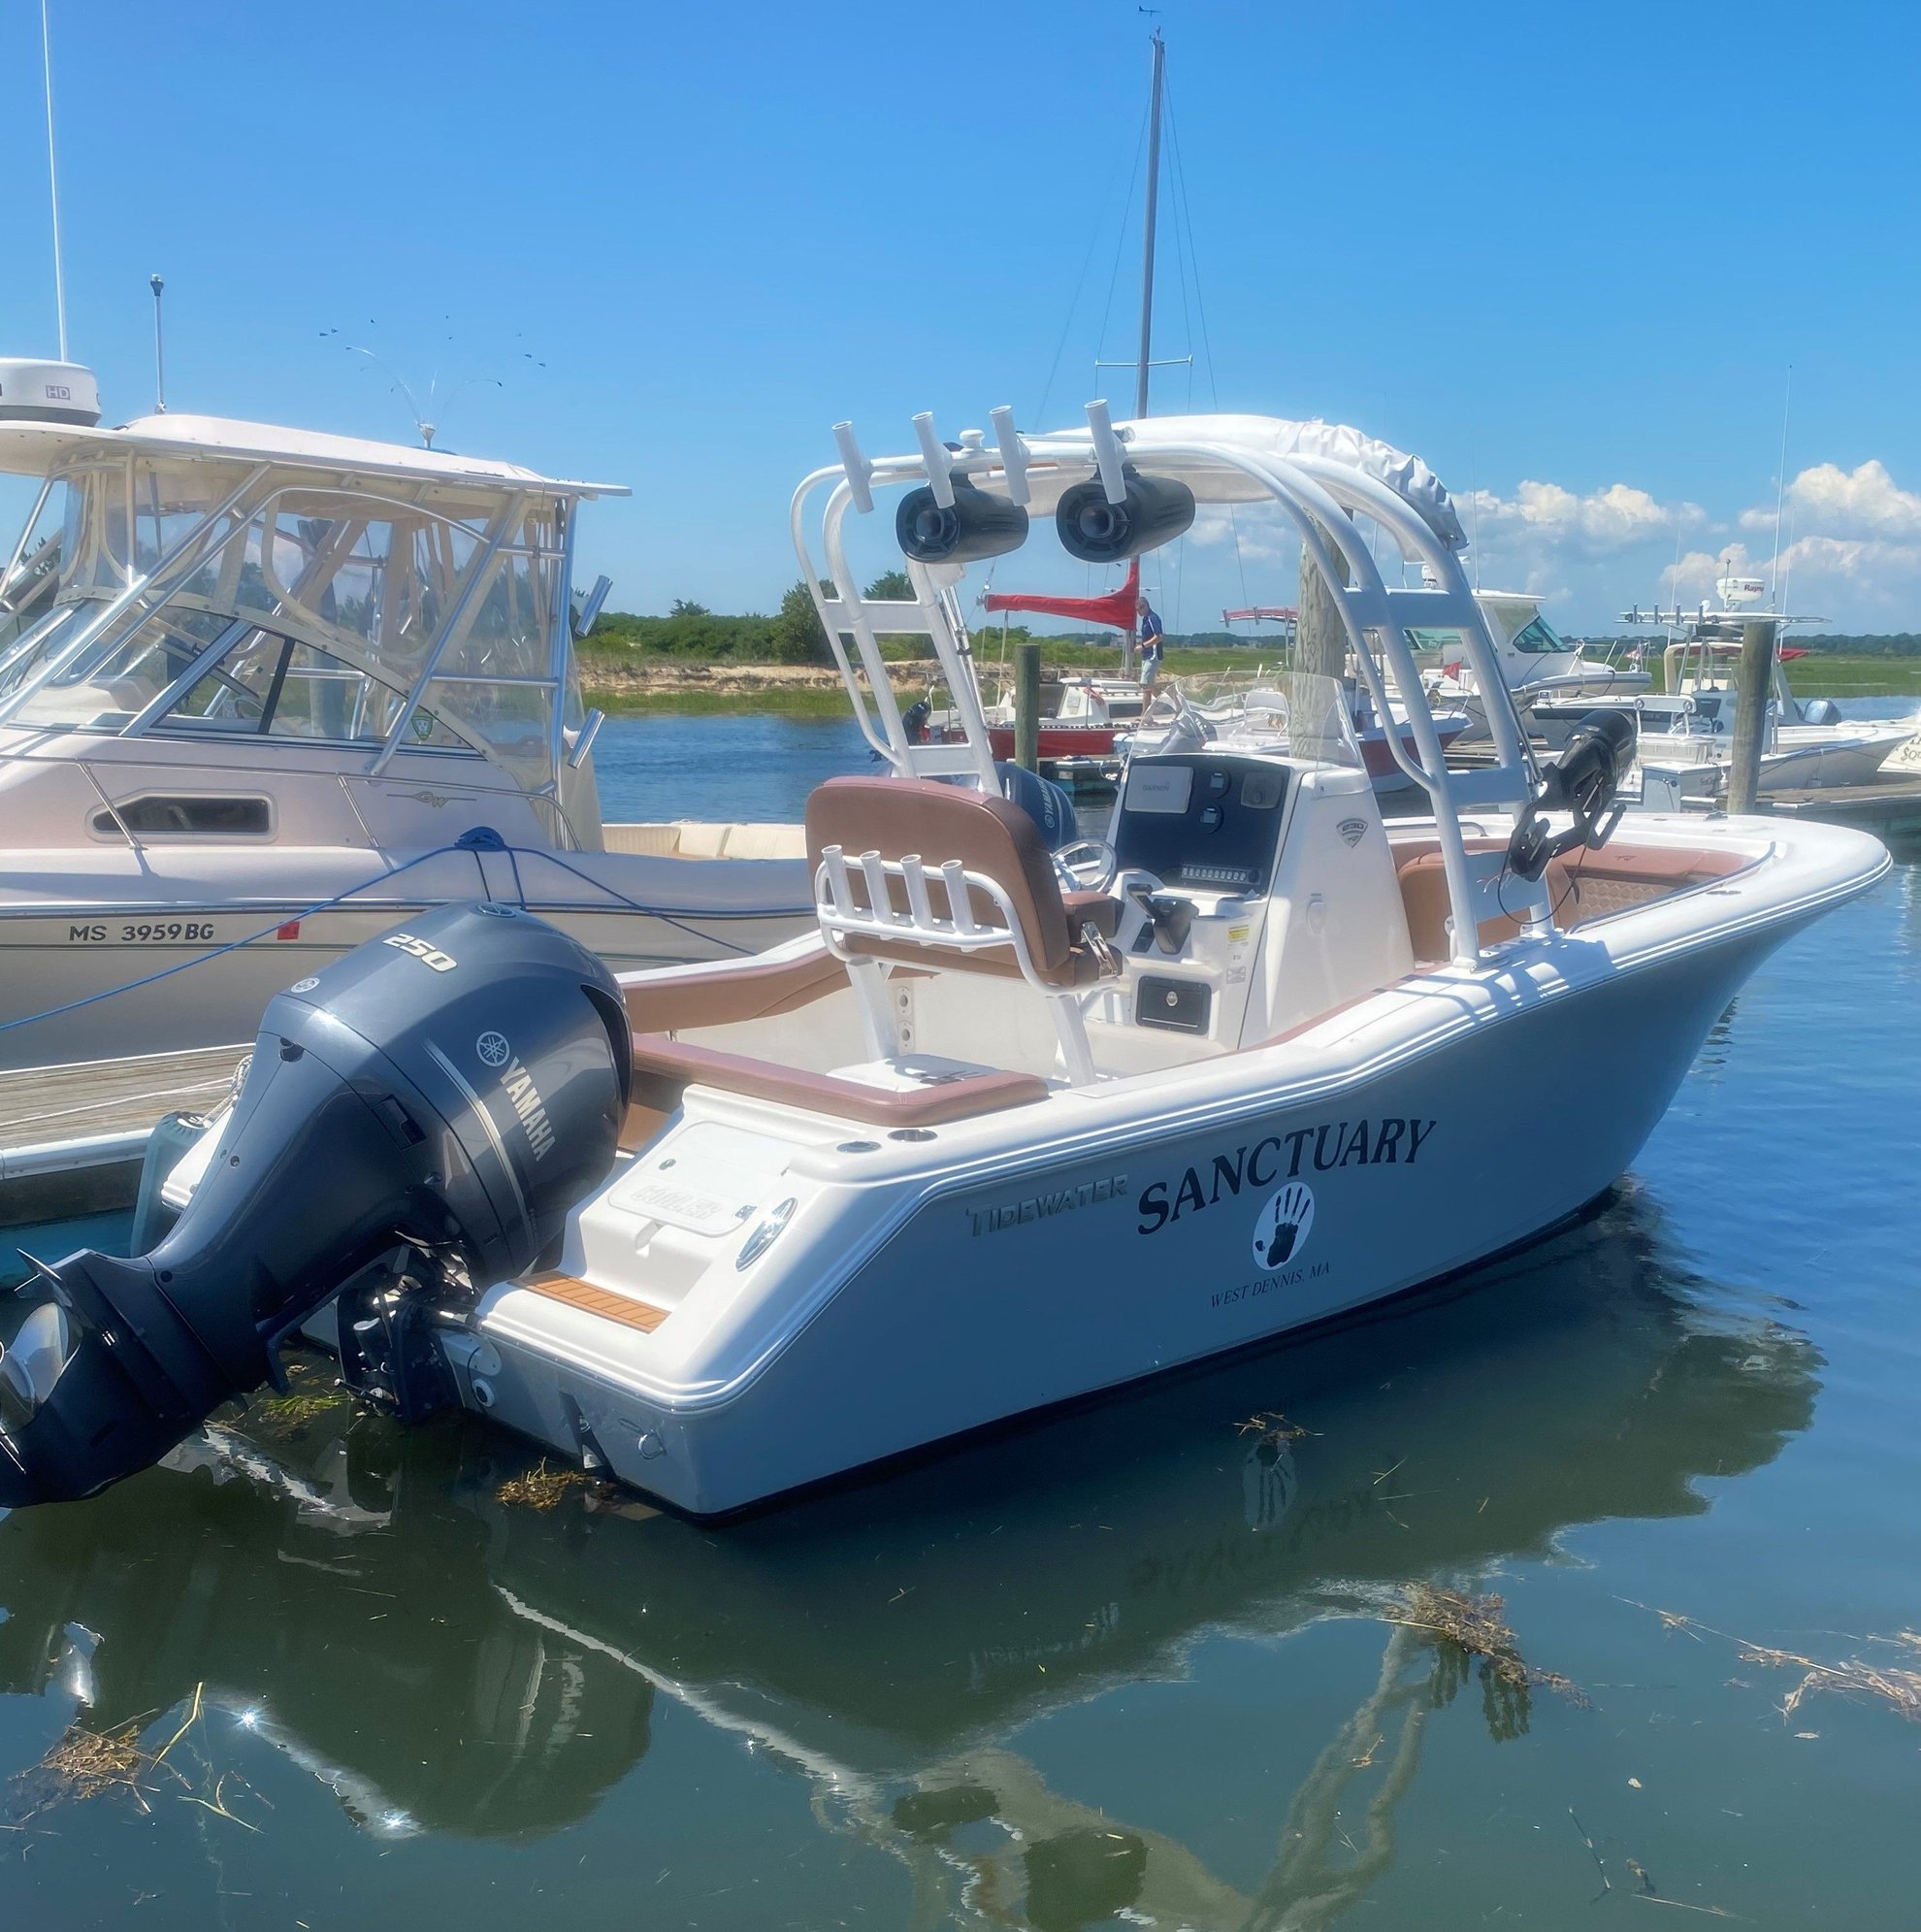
[1134,28,1164,420]
[1121,27,1166,674]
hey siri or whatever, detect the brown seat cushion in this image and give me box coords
[1062,889,1122,939]
[630,1031,1048,1127]
[1397,850,1574,962]
[804,776,1116,989]
[621,946,848,1034]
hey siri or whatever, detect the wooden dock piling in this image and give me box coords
[1014,639,1041,772]
[1727,617,1779,814]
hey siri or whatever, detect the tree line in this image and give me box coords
[582,571,920,668]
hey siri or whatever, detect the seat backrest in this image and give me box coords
[804,776,1074,980]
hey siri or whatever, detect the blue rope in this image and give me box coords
[0,841,466,1040]
[0,834,809,1040]
[484,844,799,956]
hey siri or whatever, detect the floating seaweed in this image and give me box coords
[24,1720,151,1811]
[1232,1410,1314,1449]
[496,1459,593,1512]
[1738,1637,1921,1725]
[1386,1583,1589,1740]
[245,1355,347,1438]
[247,1392,340,1435]
[1622,1600,1921,1728]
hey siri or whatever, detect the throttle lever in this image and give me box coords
[1128,886,1196,956]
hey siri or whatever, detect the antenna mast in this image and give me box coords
[1768,364,1793,604]
[40,0,68,360]
[149,276,167,411]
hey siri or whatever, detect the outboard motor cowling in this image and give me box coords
[0,903,630,1508]
[994,761,1079,849]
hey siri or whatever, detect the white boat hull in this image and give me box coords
[1631,721,1916,797]
[462,816,1885,1516]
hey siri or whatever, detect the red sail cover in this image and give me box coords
[983,561,1139,632]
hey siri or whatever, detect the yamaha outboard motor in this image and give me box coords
[1508,707,1638,882]
[0,903,630,1508]
[994,761,1078,849]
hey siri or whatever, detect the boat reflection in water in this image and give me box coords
[0,1185,1816,1925]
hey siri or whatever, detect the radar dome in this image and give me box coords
[0,359,101,427]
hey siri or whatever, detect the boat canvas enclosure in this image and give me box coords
[0,412,627,847]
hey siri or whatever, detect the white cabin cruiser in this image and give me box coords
[0,408,1888,1517]
[1415,591,1649,745]
[0,363,810,1068]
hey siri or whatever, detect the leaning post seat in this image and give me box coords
[805,775,1122,1083]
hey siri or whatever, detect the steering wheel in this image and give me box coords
[1054,836,1120,895]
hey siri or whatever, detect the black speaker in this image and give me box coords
[895,477,1029,565]
[1056,466,1195,563]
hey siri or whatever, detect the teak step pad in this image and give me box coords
[526,1273,668,1333]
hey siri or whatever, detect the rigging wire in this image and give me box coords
[996,98,1150,618]
[1073,94,1152,622]
[1164,76,1250,615]
[1031,101,1148,433]
[1165,127,1201,633]
[1091,104,1153,395]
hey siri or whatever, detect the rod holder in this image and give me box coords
[1086,401,1126,505]
[941,860,979,934]
[832,422,874,514]
[912,412,956,508]
[989,406,1030,507]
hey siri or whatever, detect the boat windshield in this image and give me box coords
[1510,614,1568,654]
[1160,670,1364,769]
[0,454,570,788]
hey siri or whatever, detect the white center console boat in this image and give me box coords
[0,408,1889,1517]
[0,361,810,1068]
[1538,582,1916,798]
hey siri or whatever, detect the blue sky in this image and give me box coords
[4,0,1919,633]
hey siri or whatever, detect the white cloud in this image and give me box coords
[1739,460,1921,543]
[1187,501,1288,564]
[1159,459,1921,632]
[1461,479,1708,563]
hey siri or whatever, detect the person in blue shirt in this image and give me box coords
[1137,599,1165,692]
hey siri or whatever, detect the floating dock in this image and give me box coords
[1759,771,1921,838]
[0,1043,246,1228]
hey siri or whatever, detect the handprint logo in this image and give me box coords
[1252,1182,1315,1269]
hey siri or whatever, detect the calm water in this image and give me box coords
[3,715,1920,1928]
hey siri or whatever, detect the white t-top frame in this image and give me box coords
[791,406,1548,968]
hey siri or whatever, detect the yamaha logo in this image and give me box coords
[475,1031,510,1067]
[1336,817,1368,848]
[1253,1182,1315,1267]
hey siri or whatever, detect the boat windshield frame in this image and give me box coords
[0,443,592,804]
[791,410,1548,967]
